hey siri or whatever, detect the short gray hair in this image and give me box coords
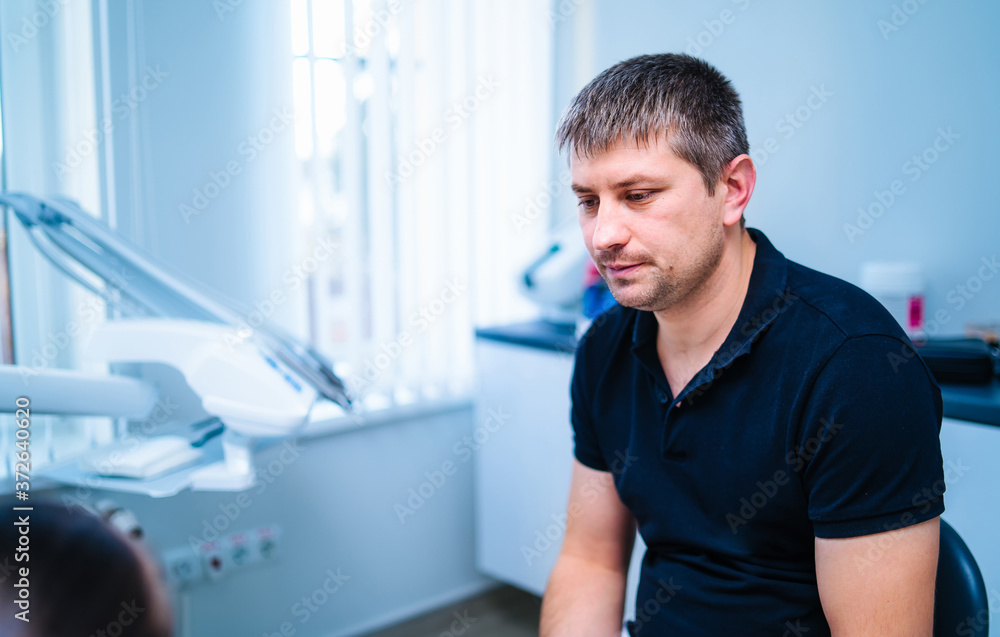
[555,53,749,196]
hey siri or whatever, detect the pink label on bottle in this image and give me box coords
[907,295,924,330]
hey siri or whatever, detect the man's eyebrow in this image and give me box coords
[612,175,661,189]
[571,175,662,194]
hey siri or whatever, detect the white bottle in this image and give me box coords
[860,262,925,338]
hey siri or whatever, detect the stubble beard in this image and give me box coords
[604,226,726,312]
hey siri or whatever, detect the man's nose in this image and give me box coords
[591,203,630,252]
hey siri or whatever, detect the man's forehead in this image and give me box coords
[569,138,685,189]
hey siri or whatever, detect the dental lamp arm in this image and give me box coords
[0,192,351,409]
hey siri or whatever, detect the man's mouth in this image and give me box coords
[604,262,644,277]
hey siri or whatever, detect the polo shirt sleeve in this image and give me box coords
[797,334,945,539]
[570,328,610,472]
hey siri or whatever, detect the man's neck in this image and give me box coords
[654,229,757,394]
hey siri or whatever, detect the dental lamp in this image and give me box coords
[521,224,590,322]
[0,192,352,491]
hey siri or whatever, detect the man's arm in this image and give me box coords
[540,459,636,637]
[815,516,940,637]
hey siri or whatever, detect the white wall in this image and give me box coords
[71,404,492,637]
[1,0,306,364]
[97,0,305,334]
[557,0,1000,335]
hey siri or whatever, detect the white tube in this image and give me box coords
[0,365,157,419]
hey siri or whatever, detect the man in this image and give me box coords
[539,54,944,636]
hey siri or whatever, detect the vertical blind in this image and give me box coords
[291,0,553,410]
[0,0,114,480]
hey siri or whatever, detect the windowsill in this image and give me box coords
[19,395,475,498]
[301,394,475,439]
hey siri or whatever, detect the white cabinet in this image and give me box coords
[474,338,577,595]
[473,335,645,626]
[939,416,1000,613]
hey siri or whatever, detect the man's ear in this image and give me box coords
[720,154,756,227]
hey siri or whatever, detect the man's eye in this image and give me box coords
[578,198,598,210]
[628,192,652,202]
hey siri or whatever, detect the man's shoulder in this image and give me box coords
[783,258,908,342]
[775,258,941,420]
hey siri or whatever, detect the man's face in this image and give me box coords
[571,139,729,312]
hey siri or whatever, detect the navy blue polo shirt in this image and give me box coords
[570,228,945,636]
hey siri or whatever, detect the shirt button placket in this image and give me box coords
[660,389,686,460]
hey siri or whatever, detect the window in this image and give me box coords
[290,0,554,410]
[0,0,114,479]
[0,0,559,483]
[0,80,11,366]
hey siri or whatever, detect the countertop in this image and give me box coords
[476,320,1000,428]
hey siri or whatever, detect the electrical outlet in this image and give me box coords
[161,524,281,588]
[255,525,281,560]
[199,540,229,580]
[227,531,255,566]
[162,546,204,587]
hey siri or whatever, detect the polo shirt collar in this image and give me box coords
[629,228,790,396]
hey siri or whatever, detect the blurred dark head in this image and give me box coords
[0,499,172,637]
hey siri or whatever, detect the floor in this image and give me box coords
[361,585,542,637]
